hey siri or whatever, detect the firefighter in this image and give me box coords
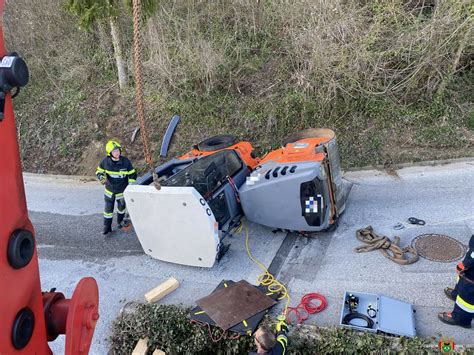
[438,234,474,328]
[250,318,288,354]
[96,140,137,235]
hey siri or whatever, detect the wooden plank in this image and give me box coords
[144,277,179,303]
[152,349,166,355]
[131,337,149,355]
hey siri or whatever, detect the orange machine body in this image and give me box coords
[260,138,329,165]
[179,141,261,170]
[179,137,330,169]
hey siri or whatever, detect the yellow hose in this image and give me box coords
[244,223,291,316]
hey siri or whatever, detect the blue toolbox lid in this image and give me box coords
[378,295,416,337]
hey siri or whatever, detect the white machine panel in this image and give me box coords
[124,185,220,267]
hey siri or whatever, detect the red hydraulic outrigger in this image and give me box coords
[0,1,99,353]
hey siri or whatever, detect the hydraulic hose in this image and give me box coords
[342,312,375,329]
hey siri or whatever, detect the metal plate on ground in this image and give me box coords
[411,234,466,262]
[190,280,280,335]
[196,280,277,330]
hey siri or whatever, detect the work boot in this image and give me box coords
[117,211,126,224]
[444,287,456,301]
[438,312,471,329]
[117,220,131,231]
[103,218,113,235]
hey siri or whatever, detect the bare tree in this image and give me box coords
[108,16,127,89]
[64,0,128,89]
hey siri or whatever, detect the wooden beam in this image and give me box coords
[131,337,149,355]
[152,349,166,355]
[144,277,180,303]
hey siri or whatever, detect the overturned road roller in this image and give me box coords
[124,129,352,267]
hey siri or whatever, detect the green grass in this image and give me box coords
[109,303,442,354]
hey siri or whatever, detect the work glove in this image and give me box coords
[99,175,106,185]
[276,315,289,333]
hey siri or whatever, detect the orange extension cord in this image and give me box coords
[286,293,327,325]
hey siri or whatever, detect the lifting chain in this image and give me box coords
[131,0,160,189]
[355,226,419,265]
[131,0,151,165]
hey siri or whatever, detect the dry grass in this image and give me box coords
[4,0,473,173]
[139,0,472,100]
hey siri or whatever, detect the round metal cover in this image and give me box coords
[411,234,466,262]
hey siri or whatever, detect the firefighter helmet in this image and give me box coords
[106,140,122,156]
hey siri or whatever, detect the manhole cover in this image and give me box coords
[411,234,466,262]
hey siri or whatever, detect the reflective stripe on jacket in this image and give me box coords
[96,156,137,194]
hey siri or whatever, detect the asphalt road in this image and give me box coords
[24,160,474,354]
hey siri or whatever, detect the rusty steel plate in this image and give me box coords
[411,234,466,263]
[196,280,277,330]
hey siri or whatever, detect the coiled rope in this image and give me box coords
[355,226,418,265]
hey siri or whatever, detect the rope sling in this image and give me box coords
[355,226,419,265]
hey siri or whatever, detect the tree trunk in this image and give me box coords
[109,16,127,90]
[97,21,113,57]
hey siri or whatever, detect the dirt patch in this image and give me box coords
[79,140,103,176]
[75,90,151,176]
[236,59,282,96]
